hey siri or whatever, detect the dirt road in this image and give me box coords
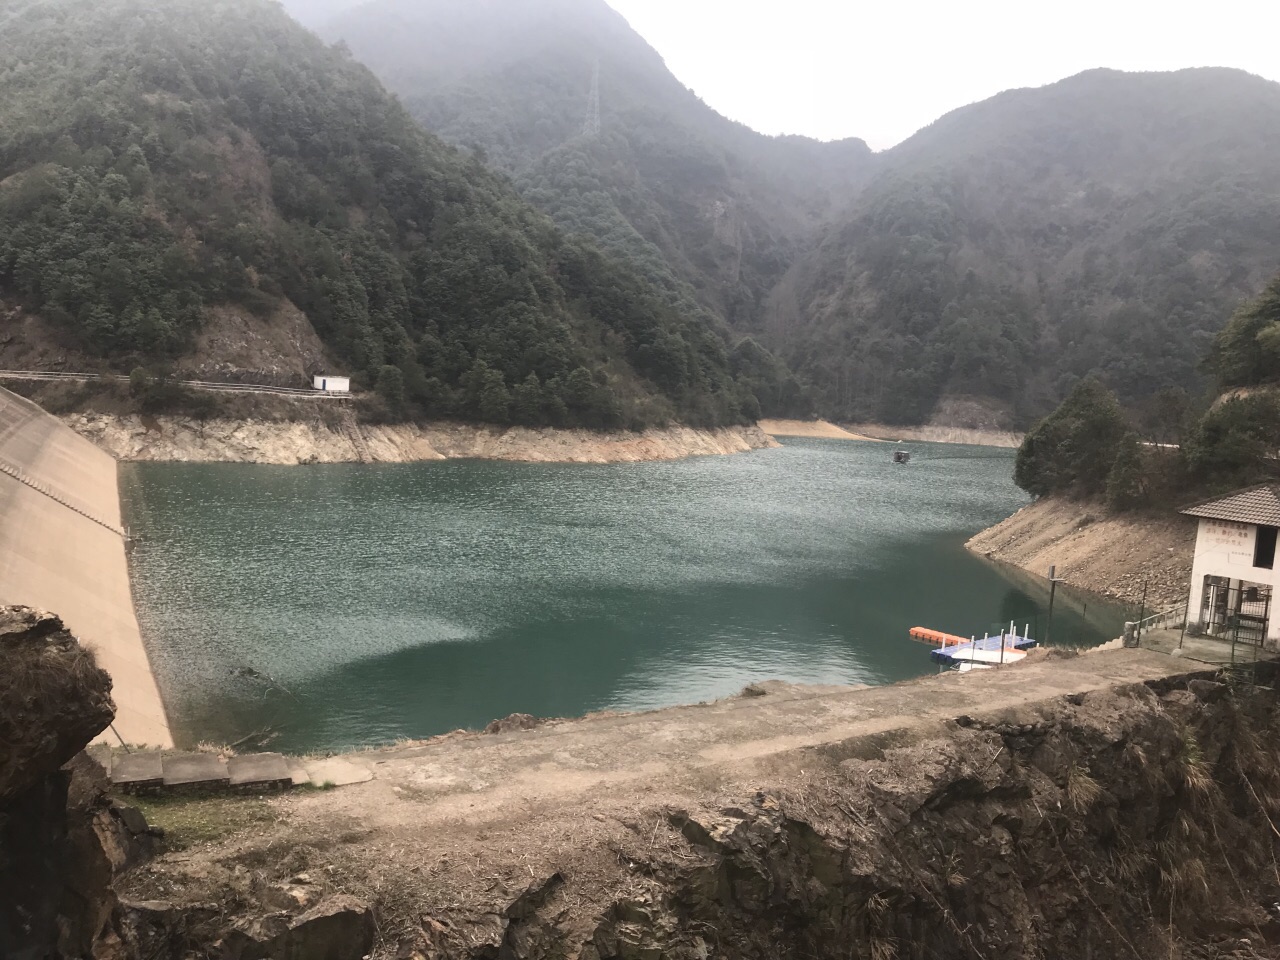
[124,648,1195,954]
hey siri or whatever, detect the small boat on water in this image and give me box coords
[893,450,911,464]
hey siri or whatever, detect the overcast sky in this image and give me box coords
[602,0,1280,150]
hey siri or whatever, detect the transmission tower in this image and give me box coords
[583,61,601,138]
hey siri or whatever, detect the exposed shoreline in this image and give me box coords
[844,421,1023,448]
[965,496,1195,609]
[64,413,779,465]
[758,418,882,441]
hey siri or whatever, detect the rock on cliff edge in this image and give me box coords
[0,607,115,801]
[0,606,158,959]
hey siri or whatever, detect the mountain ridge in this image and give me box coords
[317,0,1280,426]
[0,0,775,429]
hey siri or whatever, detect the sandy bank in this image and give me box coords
[846,422,1023,448]
[64,414,779,465]
[759,418,879,441]
[966,496,1195,608]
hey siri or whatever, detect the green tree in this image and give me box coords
[1209,274,1280,389]
[1105,435,1146,511]
[479,375,512,423]
[1014,378,1130,498]
[1183,394,1280,489]
[375,364,406,414]
[511,373,544,425]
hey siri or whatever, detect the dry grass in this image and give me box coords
[1066,764,1103,812]
[1176,733,1215,798]
[130,793,279,851]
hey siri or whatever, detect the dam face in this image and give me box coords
[0,386,172,747]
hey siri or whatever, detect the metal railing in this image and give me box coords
[0,370,351,399]
[1135,599,1188,638]
[0,455,127,538]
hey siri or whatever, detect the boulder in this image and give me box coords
[0,607,115,801]
[220,894,376,960]
[483,713,544,735]
[0,607,121,958]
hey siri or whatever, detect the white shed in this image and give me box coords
[313,375,351,394]
[1182,484,1280,650]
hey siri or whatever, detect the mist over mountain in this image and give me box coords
[320,0,875,342]
[4,0,1278,430]
[319,0,1280,427]
[0,0,772,429]
[777,67,1280,424]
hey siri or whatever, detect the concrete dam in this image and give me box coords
[0,386,171,746]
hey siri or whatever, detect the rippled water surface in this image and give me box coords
[120,439,1128,752]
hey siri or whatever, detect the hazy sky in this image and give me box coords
[602,0,1280,150]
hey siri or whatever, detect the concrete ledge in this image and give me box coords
[162,753,230,791]
[112,752,164,794]
[229,753,293,792]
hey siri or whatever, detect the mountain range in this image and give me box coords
[3,0,1279,430]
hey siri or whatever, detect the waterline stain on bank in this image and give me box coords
[120,439,1129,753]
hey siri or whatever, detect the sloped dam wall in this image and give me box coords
[0,386,171,746]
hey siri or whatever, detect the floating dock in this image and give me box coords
[909,624,1038,670]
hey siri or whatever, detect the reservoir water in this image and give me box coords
[120,439,1129,753]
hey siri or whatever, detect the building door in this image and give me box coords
[1204,578,1271,646]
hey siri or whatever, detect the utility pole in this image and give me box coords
[583,60,601,138]
[1045,565,1067,646]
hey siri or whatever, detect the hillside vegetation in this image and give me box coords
[0,0,770,429]
[779,68,1280,424]
[1015,273,1280,511]
[321,0,874,366]
[5,0,1280,432]
[315,0,1280,427]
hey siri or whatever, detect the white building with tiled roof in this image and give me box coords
[1182,484,1280,649]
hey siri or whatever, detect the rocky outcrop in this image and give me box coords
[64,414,780,465]
[0,607,156,959]
[0,607,115,801]
[220,895,376,960]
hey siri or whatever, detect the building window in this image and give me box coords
[1255,525,1278,570]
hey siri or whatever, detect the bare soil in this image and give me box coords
[967,496,1196,608]
[759,419,881,441]
[844,422,1023,448]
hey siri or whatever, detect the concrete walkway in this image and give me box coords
[1138,625,1275,667]
[0,387,172,746]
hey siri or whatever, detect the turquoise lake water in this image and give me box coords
[119,438,1130,753]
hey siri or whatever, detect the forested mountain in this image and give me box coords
[311,0,1280,428]
[0,0,772,429]
[775,68,1280,425]
[319,0,875,341]
[6,0,1278,432]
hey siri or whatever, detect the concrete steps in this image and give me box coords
[96,748,374,795]
[105,750,295,794]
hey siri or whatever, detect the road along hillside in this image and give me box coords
[0,386,171,746]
